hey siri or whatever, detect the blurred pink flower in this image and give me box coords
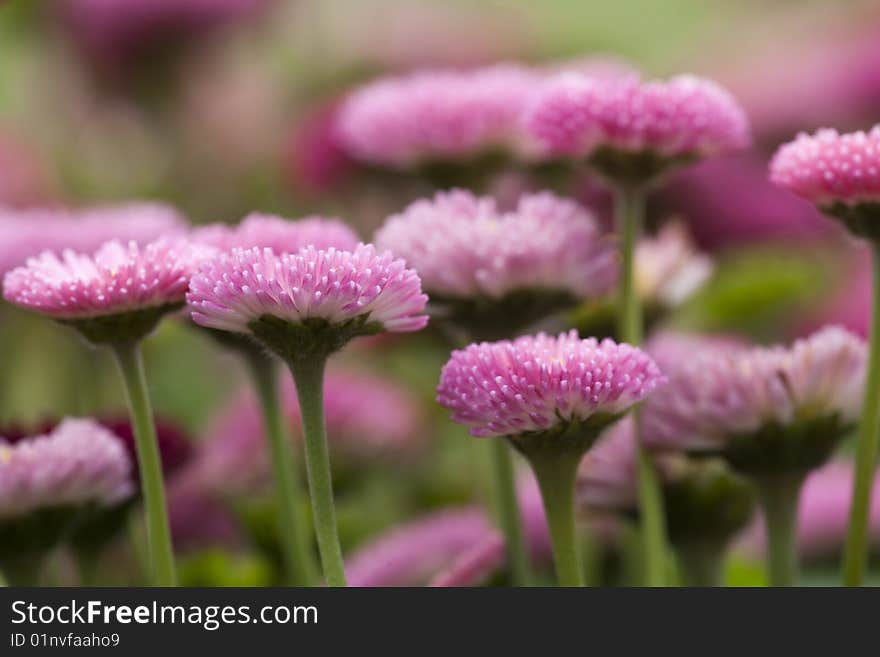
[770,126,880,209]
[336,64,543,168]
[4,237,202,321]
[347,477,553,587]
[437,331,664,438]
[188,244,428,335]
[190,213,360,254]
[527,73,749,162]
[0,418,133,519]
[805,248,871,338]
[642,327,866,452]
[0,202,185,277]
[375,189,616,301]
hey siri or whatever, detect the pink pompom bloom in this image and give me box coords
[191,213,359,255]
[3,238,204,343]
[336,64,542,168]
[0,418,133,519]
[437,331,664,439]
[643,327,866,474]
[376,189,616,301]
[187,245,428,357]
[0,202,185,277]
[527,73,749,184]
[770,127,880,208]
[770,127,880,238]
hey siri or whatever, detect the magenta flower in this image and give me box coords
[438,331,662,587]
[0,202,185,278]
[643,327,866,585]
[438,331,663,439]
[0,419,133,519]
[770,126,880,238]
[527,73,749,184]
[375,189,616,303]
[336,64,542,168]
[643,327,866,456]
[3,238,204,343]
[191,213,359,255]
[188,244,428,341]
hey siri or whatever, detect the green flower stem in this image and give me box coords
[842,242,880,586]
[245,353,317,586]
[0,569,7,587]
[675,540,724,587]
[487,439,531,586]
[111,342,176,587]
[286,356,346,587]
[524,450,584,587]
[756,474,803,587]
[614,185,670,587]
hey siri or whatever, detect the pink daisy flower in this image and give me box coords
[0,418,133,519]
[375,189,616,302]
[527,73,749,184]
[642,327,866,468]
[437,330,664,439]
[770,126,880,238]
[336,64,542,168]
[187,244,428,354]
[3,238,204,343]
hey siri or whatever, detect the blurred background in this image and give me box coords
[1,0,879,586]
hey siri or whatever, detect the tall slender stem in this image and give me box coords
[842,243,880,586]
[614,185,670,586]
[286,356,346,586]
[675,540,724,587]
[111,342,176,586]
[525,451,584,587]
[487,440,531,586]
[245,354,317,586]
[756,474,803,587]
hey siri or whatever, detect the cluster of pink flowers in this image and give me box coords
[187,244,428,335]
[642,327,866,452]
[3,238,204,320]
[0,419,133,519]
[375,190,616,301]
[527,73,749,161]
[190,213,360,255]
[0,202,185,278]
[437,331,664,438]
[769,126,880,208]
[336,64,542,167]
